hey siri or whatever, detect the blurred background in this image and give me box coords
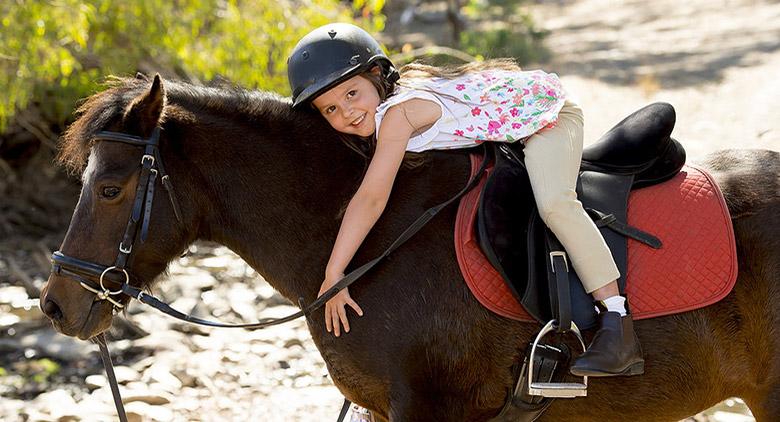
[1,0,777,420]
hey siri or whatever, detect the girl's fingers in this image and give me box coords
[324,303,333,333]
[332,306,342,337]
[324,291,362,337]
[337,305,350,334]
[346,298,364,317]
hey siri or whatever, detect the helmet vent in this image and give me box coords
[328,29,337,39]
[302,51,309,60]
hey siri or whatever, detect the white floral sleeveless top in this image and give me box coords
[374,69,567,152]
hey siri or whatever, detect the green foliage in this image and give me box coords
[0,0,385,132]
[459,0,549,64]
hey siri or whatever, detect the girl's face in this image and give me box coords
[312,69,381,138]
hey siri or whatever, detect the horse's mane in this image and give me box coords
[59,76,293,174]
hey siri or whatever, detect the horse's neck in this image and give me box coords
[172,103,361,301]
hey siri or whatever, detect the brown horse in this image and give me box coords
[40,75,780,421]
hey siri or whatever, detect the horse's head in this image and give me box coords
[40,75,192,339]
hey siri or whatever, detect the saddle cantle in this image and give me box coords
[455,103,738,329]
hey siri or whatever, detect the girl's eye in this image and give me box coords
[347,90,357,98]
[101,186,121,199]
[325,106,336,114]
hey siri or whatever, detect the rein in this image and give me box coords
[51,126,491,421]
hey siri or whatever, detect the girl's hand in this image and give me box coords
[318,275,363,337]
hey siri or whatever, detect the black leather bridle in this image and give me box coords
[48,126,490,421]
[51,127,183,311]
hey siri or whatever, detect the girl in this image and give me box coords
[287,23,643,377]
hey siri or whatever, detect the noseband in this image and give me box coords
[51,127,184,311]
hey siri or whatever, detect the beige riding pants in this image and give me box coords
[523,100,620,293]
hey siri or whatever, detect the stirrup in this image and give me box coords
[528,319,588,398]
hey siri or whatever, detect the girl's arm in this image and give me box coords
[321,98,442,336]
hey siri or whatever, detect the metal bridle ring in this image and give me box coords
[99,266,128,295]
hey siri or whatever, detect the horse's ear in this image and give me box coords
[135,72,148,81]
[124,74,165,135]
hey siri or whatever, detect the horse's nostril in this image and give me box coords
[42,298,63,321]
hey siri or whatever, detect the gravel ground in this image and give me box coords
[2,1,778,421]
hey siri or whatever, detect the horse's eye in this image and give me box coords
[101,186,121,199]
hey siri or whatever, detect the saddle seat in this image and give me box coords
[580,102,684,187]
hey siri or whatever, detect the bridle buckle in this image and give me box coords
[119,242,132,254]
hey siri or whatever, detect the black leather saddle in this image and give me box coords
[476,102,686,331]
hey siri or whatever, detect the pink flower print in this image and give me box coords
[499,113,510,124]
[532,84,541,95]
[471,107,482,116]
[456,84,466,91]
[512,94,525,105]
[508,88,514,92]
[510,108,519,117]
[523,88,530,96]
[546,89,557,97]
[454,129,464,136]
[466,125,475,132]
[512,122,522,129]
[501,100,509,105]
[496,107,503,114]
[487,120,502,136]
[480,93,491,103]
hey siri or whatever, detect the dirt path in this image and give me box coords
[530,0,780,158]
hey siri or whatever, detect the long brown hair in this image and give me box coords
[331,58,523,169]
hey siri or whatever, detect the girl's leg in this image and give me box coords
[523,101,619,293]
[523,100,643,377]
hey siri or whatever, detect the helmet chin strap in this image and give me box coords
[386,66,400,84]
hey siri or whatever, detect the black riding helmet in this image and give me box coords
[287,23,399,108]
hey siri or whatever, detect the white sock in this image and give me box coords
[596,295,627,316]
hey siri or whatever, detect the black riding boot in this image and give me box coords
[569,301,644,377]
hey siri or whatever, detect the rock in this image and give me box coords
[142,363,183,392]
[113,365,141,384]
[85,374,107,389]
[32,389,79,420]
[125,401,174,422]
[4,297,46,322]
[193,255,233,270]
[0,313,20,327]
[0,398,24,418]
[19,328,92,361]
[168,269,218,293]
[123,390,173,406]
[0,286,28,304]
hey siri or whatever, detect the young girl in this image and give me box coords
[287,23,644,378]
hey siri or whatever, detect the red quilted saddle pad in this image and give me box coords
[455,155,738,322]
